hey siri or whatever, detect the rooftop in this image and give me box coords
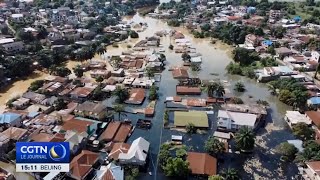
[125,88,145,105]
[174,111,209,128]
[70,150,99,180]
[99,122,121,142]
[187,152,217,176]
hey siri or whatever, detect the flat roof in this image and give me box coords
[174,111,209,128]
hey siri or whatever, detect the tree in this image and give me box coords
[276,142,298,162]
[96,45,106,59]
[181,53,191,62]
[129,30,139,38]
[233,48,259,65]
[292,122,315,141]
[206,82,218,97]
[113,104,125,121]
[164,110,169,125]
[205,136,225,156]
[230,97,244,104]
[176,148,187,158]
[234,81,245,92]
[190,63,201,71]
[110,56,122,68]
[296,140,320,163]
[7,149,16,160]
[50,66,71,77]
[112,86,129,103]
[221,168,239,180]
[73,65,84,78]
[235,127,255,152]
[158,143,171,167]
[186,123,196,134]
[149,85,159,100]
[163,157,189,177]
[3,55,33,78]
[95,76,104,83]
[131,167,139,178]
[145,67,155,79]
[54,98,67,111]
[29,80,44,91]
[216,82,225,98]
[169,44,174,50]
[208,175,224,180]
[91,86,105,101]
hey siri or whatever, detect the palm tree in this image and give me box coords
[267,83,277,95]
[215,82,225,98]
[221,168,239,180]
[234,81,245,92]
[113,104,125,121]
[145,67,155,79]
[235,127,255,152]
[73,65,84,78]
[96,45,106,59]
[112,86,129,103]
[205,136,225,156]
[206,82,218,97]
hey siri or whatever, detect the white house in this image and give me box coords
[11,14,24,22]
[95,163,124,180]
[217,110,258,131]
[284,111,312,128]
[118,137,150,165]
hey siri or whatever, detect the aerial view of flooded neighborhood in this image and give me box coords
[1,0,320,179]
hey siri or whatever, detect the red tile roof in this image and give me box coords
[172,68,189,79]
[113,124,132,142]
[125,88,145,105]
[306,111,320,127]
[70,150,99,180]
[187,152,217,176]
[187,98,206,107]
[61,118,94,133]
[99,122,121,142]
[176,86,201,95]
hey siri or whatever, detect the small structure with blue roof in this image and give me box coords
[262,40,273,47]
[247,7,256,14]
[293,16,301,22]
[0,113,22,127]
[308,97,320,107]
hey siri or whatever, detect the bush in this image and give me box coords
[167,19,180,27]
[186,123,196,134]
[129,30,139,38]
[112,43,119,48]
[29,80,44,91]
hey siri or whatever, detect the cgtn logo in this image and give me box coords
[16,142,70,172]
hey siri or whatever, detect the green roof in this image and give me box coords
[174,111,209,128]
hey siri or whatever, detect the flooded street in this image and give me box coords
[0,2,297,179]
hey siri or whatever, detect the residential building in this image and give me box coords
[217,110,258,131]
[99,122,122,142]
[308,97,320,107]
[118,137,150,166]
[174,111,209,128]
[311,51,320,62]
[125,88,146,105]
[68,150,100,180]
[269,10,284,20]
[95,163,124,180]
[0,113,23,127]
[303,161,320,180]
[306,111,320,127]
[10,13,24,22]
[172,68,189,79]
[187,152,217,176]
[74,101,108,120]
[11,97,30,109]
[1,41,24,54]
[176,86,201,95]
[108,143,131,160]
[61,118,98,135]
[275,47,293,59]
[284,111,311,128]
[245,34,259,46]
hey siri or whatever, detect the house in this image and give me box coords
[275,47,293,59]
[95,163,124,180]
[217,110,258,131]
[1,41,24,54]
[176,86,201,95]
[99,122,121,142]
[245,34,259,46]
[108,143,131,160]
[11,13,24,22]
[90,70,111,79]
[0,127,28,150]
[172,68,189,79]
[187,152,217,176]
[125,88,145,105]
[131,78,154,89]
[61,118,98,135]
[112,68,125,77]
[0,113,23,127]
[11,97,30,109]
[174,111,209,128]
[74,101,108,120]
[22,91,46,103]
[118,137,150,166]
[69,85,97,101]
[113,124,132,143]
[64,131,88,155]
[306,111,320,127]
[311,51,320,62]
[269,10,284,20]
[284,111,311,128]
[303,161,320,180]
[68,150,100,180]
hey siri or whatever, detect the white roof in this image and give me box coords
[175,38,190,44]
[11,14,24,18]
[0,38,14,45]
[190,56,202,63]
[95,163,124,180]
[213,131,231,139]
[285,111,311,125]
[132,78,154,87]
[171,135,183,141]
[218,110,257,127]
[102,85,117,92]
[118,137,150,161]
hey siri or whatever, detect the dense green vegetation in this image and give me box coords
[292,122,315,141]
[235,127,255,152]
[276,142,298,162]
[205,136,225,156]
[267,78,309,108]
[148,85,159,100]
[112,86,130,103]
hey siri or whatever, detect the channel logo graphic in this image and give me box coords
[16,142,70,163]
